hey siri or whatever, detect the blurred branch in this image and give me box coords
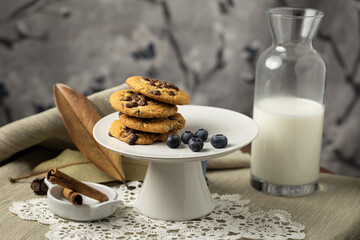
[0,21,48,50]
[0,0,41,23]
[190,33,226,94]
[318,33,346,70]
[218,0,235,15]
[160,0,189,76]
[0,37,14,49]
[0,0,69,49]
[157,0,226,95]
[0,83,12,122]
[0,0,61,24]
[318,32,360,125]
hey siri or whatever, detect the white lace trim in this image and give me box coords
[9,181,305,240]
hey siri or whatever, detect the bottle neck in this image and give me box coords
[267,8,323,46]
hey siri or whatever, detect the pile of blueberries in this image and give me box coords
[166,129,228,152]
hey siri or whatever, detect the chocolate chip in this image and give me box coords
[123,126,138,134]
[125,102,138,108]
[142,77,151,81]
[139,100,147,106]
[168,91,175,96]
[129,95,137,99]
[149,82,156,86]
[150,78,159,83]
[127,134,139,145]
[124,96,132,101]
[126,90,134,93]
[168,84,179,91]
[149,90,161,96]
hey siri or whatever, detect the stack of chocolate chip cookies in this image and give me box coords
[108,76,190,145]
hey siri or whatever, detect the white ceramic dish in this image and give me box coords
[94,105,259,162]
[44,179,121,221]
[93,105,258,221]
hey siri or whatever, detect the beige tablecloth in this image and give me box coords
[0,84,360,239]
[1,148,360,240]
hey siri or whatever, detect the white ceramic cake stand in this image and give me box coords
[93,105,258,221]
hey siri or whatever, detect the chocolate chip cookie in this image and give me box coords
[110,89,178,118]
[109,119,178,145]
[119,112,186,133]
[126,76,190,105]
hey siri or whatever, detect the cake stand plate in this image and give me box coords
[93,105,258,221]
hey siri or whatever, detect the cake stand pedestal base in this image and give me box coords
[135,161,215,221]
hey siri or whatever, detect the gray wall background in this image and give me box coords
[0,0,359,177]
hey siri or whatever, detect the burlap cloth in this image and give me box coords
[0,84,359,239]
[0,85,128,162]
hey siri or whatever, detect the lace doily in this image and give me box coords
[9,181,305,240]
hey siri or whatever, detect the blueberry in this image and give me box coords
[210,134,228,148]
[166,134,181,148]
[188,137,204,152]
[181,131,195,144]
[195,129,208,141]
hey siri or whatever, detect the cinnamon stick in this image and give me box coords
[63,188,83,205]
[47,168,108,202]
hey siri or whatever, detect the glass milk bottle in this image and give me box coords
[251,8,325,197]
